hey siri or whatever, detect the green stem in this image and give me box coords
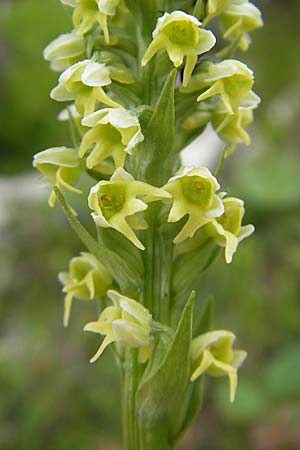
[123,349,140,450]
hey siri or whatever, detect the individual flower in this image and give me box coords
[195,60,254,115]
[51,59,121,116]
[142,11,216,87]
[191,330,247,402]
[211,103,254,155]
[79,107,144,169]
[59,252,112,326]
[43,31,86,72]
[61,0,122,43]
[88,167,171,249]
[203,196,255,263]
[220,0,263,51]
[163,167,224,244]
[84,290,152,362]
[33,147,82,207]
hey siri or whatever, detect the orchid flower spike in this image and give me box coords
[88,167,171,249]
[33,147,82,207]
[142,11,216,87]
[84,290,152,363]
[79,107,144,169]
[163,167,224,244]
[191,330,247,402]
[204,196,254,263]
[59,252,112,326]
[51,59,121,116]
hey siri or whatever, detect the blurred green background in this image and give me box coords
[1,1,300,449]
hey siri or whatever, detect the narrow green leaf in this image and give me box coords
[136,70,177,185]
[137,292,195,434]
[54,187,142,297]
[172,240,220,303]
[173,377,204,443]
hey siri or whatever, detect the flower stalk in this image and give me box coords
[34,0,262,448]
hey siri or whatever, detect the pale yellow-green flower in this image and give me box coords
[33,147,82,207]
[195,60,254,115]
[79,107,144,169]
[88,168,171,249]
[220,0,263,51]
[142,11,216,87]
[84,289,152,362]
[61,0,121,43]
[211,103,254,155]
[43,31,85,72]
[203,196,254,263]
[163,167,224,244]
[59,252,112,326]
[51,59,121,116]
[191,330,247,402]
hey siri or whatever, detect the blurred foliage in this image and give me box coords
[1,0,300,449]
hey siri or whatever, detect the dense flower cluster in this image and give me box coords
[33,0,262,446]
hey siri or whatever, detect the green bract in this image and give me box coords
[79,107,144,168]
[33,147,82,206]
[142,11,216,87]
[43,32,86,72]
[164,167,224,244]
[59,252,112,326]
[50,59,120,116]
[191,330,247,402]
[88,167,171,249]
[84,290,152,362]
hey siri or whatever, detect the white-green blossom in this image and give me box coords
[84,290,152,362]
[142,11,216,87]
[203,196,255,263]
[59,252,112,326]
[79,107,144,169]
[43,31,85,72]
[51,59,121,116]
[191,330,247,402]
[163,167,224,244]
[33,147,82,207]
[88,168,171,249]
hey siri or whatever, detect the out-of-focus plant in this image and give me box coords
[33,0,262,448]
